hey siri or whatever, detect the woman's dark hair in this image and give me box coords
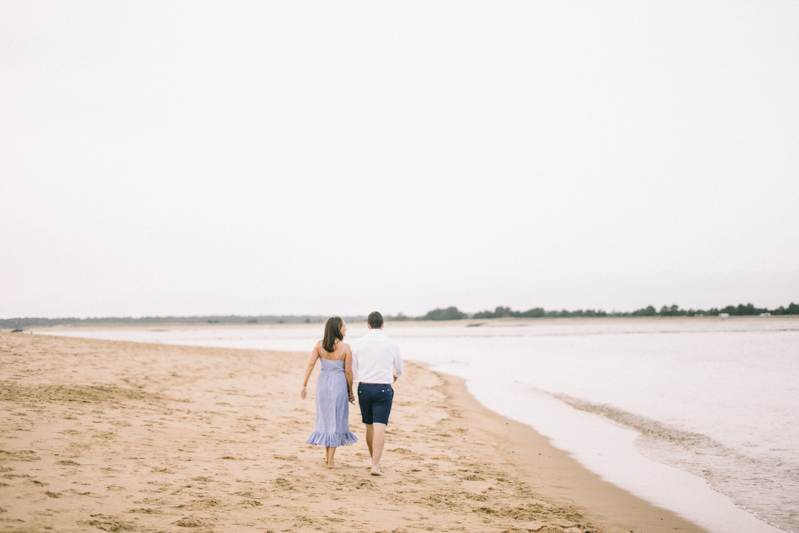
[322,316,344,353]
[367,311,383,329]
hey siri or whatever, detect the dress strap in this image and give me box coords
[338,343,346,361]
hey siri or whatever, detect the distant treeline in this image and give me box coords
[3,303,797,329]
[413,302,799,321]
[0,315,366,329]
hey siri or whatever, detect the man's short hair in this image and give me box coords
[368,311,384,329]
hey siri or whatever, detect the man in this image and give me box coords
[352,311,404,476]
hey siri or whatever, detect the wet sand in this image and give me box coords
[0,332,704,532]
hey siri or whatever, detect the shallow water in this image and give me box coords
[38,319,798,532]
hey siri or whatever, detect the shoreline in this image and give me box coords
[0,332,707,532]
[434,366,706,533]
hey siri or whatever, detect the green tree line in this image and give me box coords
[416,302,799,321]
[4,303,797,328]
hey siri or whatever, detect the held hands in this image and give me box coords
[302,385,354,403]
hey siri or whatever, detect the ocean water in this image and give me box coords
[37,319,799,532]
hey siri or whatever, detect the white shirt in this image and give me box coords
[352,329,404,385]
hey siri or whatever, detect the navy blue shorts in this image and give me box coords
[357,383,394,425]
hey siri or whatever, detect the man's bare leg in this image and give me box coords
[370,423,386,476]
[365,424,374,459]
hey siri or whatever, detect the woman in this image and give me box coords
[300,316,358,468]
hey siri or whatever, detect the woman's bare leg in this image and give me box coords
[325,446,331,463]
[327,447,339,469]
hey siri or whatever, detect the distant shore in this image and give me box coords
[7,313,796,333]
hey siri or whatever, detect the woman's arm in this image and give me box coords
[300,342,321,400]
[343,345,355,404]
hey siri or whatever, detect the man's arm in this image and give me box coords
[392,344,404,381]
[351,345,359,384]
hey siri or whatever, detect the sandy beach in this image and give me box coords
[0,332,705,533]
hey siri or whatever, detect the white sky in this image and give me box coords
[2,1,798,318]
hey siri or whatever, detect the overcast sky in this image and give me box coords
[2,1,798,318]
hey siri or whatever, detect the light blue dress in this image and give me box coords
[306,343,358,447]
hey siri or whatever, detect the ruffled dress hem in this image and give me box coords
[306,431,359,447]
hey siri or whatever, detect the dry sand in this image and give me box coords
[0,332,705,533]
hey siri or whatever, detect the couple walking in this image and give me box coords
[300,311,403,476]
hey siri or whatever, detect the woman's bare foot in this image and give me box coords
[370,467,383,476]
[327,461,341,469]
